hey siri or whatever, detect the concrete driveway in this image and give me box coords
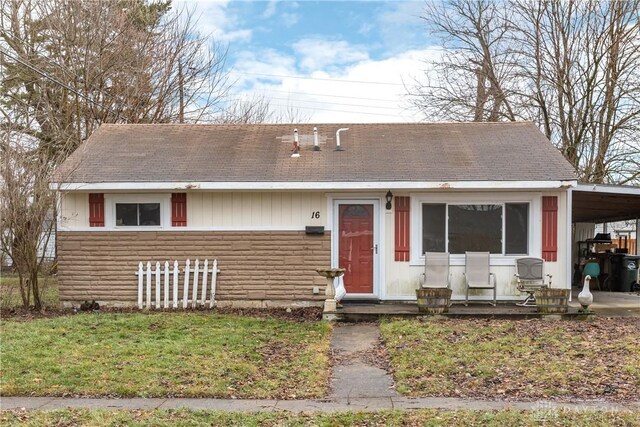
[570,291,640,317]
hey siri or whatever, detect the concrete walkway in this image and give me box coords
[329,323,398,401]
[2,396,638,413]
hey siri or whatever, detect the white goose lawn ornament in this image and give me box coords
[578,275,593,313]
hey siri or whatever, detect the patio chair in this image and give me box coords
[464,252,496,306]
[421,252,451,289]
[514,257,551,307]
[582,260,601,291]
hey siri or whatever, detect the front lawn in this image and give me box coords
[2,408,638,426]
[0,312,331,399]
[381,318,640,401]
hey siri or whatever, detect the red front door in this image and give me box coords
[339,204,374,294]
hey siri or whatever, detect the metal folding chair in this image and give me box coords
[514,257,551,307]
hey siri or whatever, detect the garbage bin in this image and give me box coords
[620,255,640,293]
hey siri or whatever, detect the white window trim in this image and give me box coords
[410,193,542,266]
[105,194,171,231]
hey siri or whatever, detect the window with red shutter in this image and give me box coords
[542,196,558,261]
[88,193,105,227]
[394,196,410,261]
[171,193,187,227]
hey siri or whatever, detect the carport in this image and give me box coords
[571,184,640,295]
[573,184,640,226]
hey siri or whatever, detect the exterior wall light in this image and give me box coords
[386,190,393,210]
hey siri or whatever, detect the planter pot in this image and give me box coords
[534,288,569,314]
[416,288,452,314]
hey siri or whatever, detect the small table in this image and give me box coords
[316,268,345,313]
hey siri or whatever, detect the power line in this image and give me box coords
[259,102,408,118]
[252,87,402,102]
[230,71,405,86]
[0,47,124,120]
[228,96,401,111]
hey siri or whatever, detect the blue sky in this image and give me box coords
[181,1,440,122]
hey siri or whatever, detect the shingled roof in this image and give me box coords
[55,122,575,184]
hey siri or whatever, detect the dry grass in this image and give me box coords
[2,408,639,426]
[0,274,58,310]
[381,318,640,401]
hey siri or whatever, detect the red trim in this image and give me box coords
[88,193,105,227]
[394,196,410,262]
[171,193,187,227]
[542,196,558,262]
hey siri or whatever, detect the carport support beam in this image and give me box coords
[636,218,640,255]
[566,188,573,301]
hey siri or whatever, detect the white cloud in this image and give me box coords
[292,38,369,72]
[280,12,300,28]
[229,46,443,123]
[179,0,253,43]
[263,1,278,18]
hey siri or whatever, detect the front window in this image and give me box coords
[115,203,161,226]
[421,203,529,255]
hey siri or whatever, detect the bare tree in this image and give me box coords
[512,0,640,184]
[0,114,64,310]
[0,0,230,155]
[410,0,640,184]
[216,94,275,124]
[409,0,520,122]
[216,94,311,124]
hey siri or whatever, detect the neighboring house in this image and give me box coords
[52,122,577,307]
[2,211,56,269]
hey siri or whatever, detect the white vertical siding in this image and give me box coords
[60,192,89,228]
[186,192,326,229]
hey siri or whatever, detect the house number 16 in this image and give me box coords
[311,211,320,219]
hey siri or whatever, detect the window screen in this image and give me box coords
[422,204,446,253]
[505,203,528,254]
[448,204,502,254]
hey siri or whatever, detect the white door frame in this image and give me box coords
[331,198,382,300]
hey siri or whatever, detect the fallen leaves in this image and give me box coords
[381,318,640,402]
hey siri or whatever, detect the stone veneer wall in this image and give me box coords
[57,231,331,307]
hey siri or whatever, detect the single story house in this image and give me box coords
[52,122,579,308]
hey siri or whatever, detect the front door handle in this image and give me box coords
[372,244,378,254]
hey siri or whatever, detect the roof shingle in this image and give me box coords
[56,122,576,183]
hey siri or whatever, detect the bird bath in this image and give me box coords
[316,268,345,316]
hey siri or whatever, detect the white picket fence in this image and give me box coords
[136,259,219,309]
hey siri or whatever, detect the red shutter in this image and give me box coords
[171,193,187,227]
[394,196,410,262]
[88,193,105,227]
[542,196,558,261]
